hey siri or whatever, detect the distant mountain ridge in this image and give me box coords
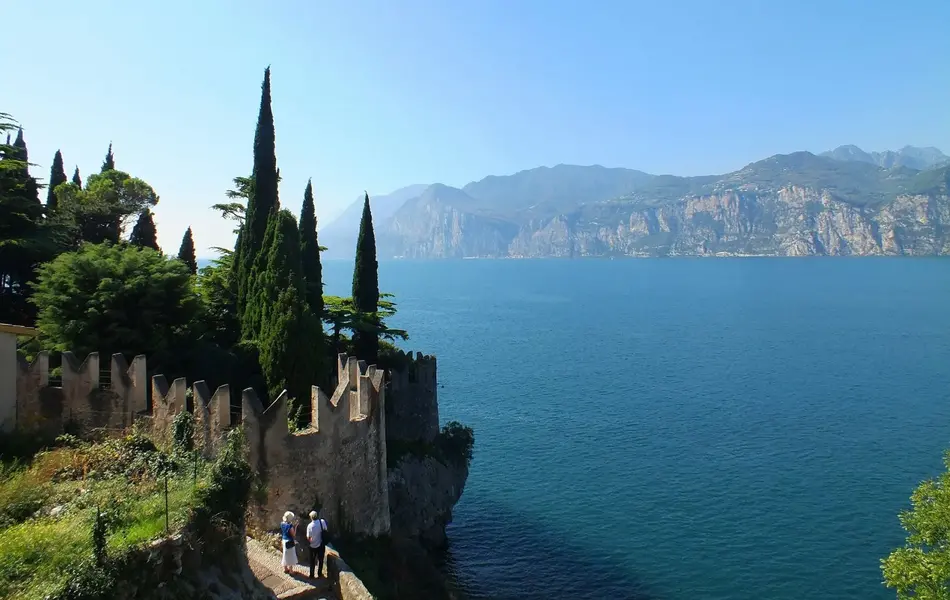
[820,144,949,170]
[321,145,950,259]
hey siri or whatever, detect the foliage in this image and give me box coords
[882,450,950,599]
[435,421,475,467]
[255,210,323,420]
[193,427,253,536]
[128,209,160,251]
[53,169,159,248]
[387,421,475,470]
[351,192,380,362]
[172,410,196,453]
[31,242,200,372]
[177,226,198,275]
[195,252,240,348]
[323,293,408,355]
[100,143,114,172]
[299,179,325,318]
[0,114,46,325]
[46,149,67,210]
[0,431,207,600]
[70,166,81,188]
[236,67,279,333]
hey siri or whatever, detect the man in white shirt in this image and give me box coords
[306,510,329,579]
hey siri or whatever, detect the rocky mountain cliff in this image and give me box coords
[362,150,950,258]
[820,144,949,171]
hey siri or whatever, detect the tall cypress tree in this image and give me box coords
[71,166,82,188]
[298,179,324,318]
[236,66,279,338]
[257,209,319,422]
[46,150,67,210]
[351,192,379,363]
[101,142,115,172]
[177,226,198,274]
[129,210,160,251]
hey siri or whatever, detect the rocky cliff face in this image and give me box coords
[387,455,469,548]
[372,154,950,258]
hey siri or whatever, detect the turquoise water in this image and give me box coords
[321,258,950,600]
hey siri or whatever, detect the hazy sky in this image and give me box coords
[6,0,949,255]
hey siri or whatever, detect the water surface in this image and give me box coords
[321,258,950,600]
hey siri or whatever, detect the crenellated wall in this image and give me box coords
[4,335,445,539]
[386,350,439,443]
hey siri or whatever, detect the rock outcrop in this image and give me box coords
[388,454,469,548]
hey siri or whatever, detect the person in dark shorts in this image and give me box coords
[306,510,329,578]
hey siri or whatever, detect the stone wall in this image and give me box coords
[386,350,439,444]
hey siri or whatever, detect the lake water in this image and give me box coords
[320,258,950,600]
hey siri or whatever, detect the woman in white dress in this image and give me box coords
[280,511,298,573]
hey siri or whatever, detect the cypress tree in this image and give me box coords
[0,127,43,324]
[351,192,379,363]
[257,209,319,422]
[236,66,279,337]
[298,179,324,318]
[177,226,198,275]
[46,150,67,210]
[129,210,160,251]
[71,166,82,188]
[101,142,115,172]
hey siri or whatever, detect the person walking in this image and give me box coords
[280,511,298,574]
[306,510,329,579]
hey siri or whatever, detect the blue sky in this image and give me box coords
[6,0,949,255]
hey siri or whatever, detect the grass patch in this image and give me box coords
[0,432,211,600]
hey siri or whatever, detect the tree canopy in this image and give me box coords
[351,192,379,363]
[178,226,198,275]
[31,242,200,369]
[129,209,160,251]
[882,451,950,599]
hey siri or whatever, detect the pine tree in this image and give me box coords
[71,166,82,188]
[236,66,280,338]
[46,150,67,210]
[177,226,198,275]
[101,142,115,172]
[129,210,160,251]
[298,179,324,318]
[351,192,379,363]
[256,209,319,422]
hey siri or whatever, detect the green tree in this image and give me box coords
[195,251,239,348]
[0,117,46,325]
[101,142,115,172]
[256,209,320,422]
[177,226,198,274]
[128,209,160,251]
[351,192,379,363]
[236,67,279,335]
[298,178,324,318]
[54,169,159,248]
[882,451,950,599]
[71,166,81,188]
[31,243,200,369]
[46,150,67,211]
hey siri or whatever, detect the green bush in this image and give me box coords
[193,427,253,537]
[172,410,196,453]
[434,421,475,468]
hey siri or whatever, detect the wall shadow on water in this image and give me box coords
[433,498,663,600]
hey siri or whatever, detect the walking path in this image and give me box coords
[246,537,338,600]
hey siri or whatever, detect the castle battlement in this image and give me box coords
[1,325,436,538]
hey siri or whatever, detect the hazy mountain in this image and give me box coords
[319,184,429,259]
[820,145,949,170]
[371,153,950,258]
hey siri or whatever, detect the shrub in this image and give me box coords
[194,427,253,537]
[434,421,475,468]
[172,410,196,453]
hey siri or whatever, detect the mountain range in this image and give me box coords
[318,145,950,259]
